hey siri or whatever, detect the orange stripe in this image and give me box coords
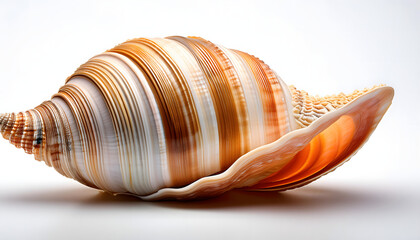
[233,50,281,143]
[168,36,242,172]
[109,40,199,187]
[190,37,249,169]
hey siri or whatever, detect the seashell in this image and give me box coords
[0,36,394,201]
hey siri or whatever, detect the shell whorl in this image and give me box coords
[0,111,43,157]
[0,103,82,180]
[1,36,297,196]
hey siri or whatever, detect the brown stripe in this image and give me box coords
[1,113,15,140]
[109,40,200,187]
[168,36,243,171]
[35,103,62,171]
[22,111,34,154]
[9,112,24,148]
[233,50,282,143]
[190,37,249,169]
[133,38,202,184]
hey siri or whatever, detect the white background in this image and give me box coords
[0,0,419,239]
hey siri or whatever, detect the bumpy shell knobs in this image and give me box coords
[0,36,394,200]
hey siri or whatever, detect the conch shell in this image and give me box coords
[0,36,394,200]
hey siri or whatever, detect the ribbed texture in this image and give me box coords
[0,113,8,136]
[0,104,82,183]
[289,85,385,128]
[63,36,294,194]
[0,36,394,200]
[0,109,50,164]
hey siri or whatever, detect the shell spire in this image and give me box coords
[0,102,75,179]
[0,111,42,155]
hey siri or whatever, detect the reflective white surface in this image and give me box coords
[0,0,419,239]
[0,179,419,240]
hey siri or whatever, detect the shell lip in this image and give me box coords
[137,85,394,201]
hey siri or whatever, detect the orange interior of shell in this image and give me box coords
[141,86,393,200]
[249,97,378,190]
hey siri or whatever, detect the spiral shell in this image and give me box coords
[0,36,393,200]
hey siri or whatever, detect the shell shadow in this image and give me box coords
[151,186,388,210]
[2,184,391,211]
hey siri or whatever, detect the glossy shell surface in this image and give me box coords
[0,36,394,200]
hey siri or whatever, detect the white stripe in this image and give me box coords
[64,77,125,192]
[93,52,169,195]
[219,46,266,150]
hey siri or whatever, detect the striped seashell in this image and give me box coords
[0,36,393,200]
